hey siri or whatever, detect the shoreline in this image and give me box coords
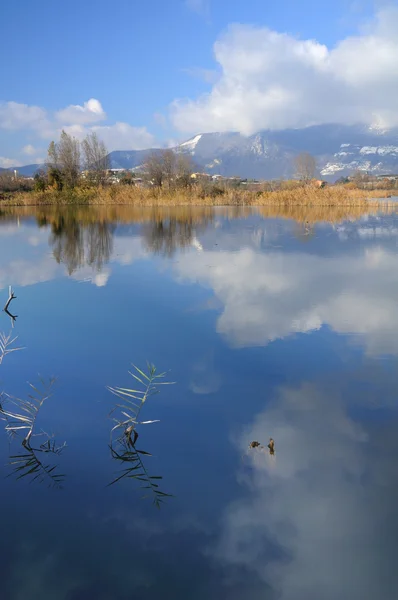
[1,198,397,228]
[0,185,396,208]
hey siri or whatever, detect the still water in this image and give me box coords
[0,205,398,600]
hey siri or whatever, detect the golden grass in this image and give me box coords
[1,200,396,230]
[2,183,396,209]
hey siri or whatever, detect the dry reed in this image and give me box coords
[2,183,396,209]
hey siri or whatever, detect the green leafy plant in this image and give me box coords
[108,363,174,507]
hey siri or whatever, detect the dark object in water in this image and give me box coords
[249,441,261,449]
[268,438,275,455]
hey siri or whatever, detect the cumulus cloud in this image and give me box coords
[91,122,155,151]
[208,382,398,599]
[22,144,38,156]
[0,157,21,168]
[61,114,155,151]
[172,6,398,134]
[0,98,155,157]
[174,222,398,355]
[55,98,106,125]
[0,101,49,131]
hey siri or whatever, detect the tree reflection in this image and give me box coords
[142,216,210,257]
[49,216,114,275]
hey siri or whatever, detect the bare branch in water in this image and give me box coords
[2,287,18,327]
[3,286,16,313]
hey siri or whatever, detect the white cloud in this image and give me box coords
[22,144,38,156]
[0,101,48,131]
[174,224,398,355]
[55,98,106,125]
[208,382,398,599]
[0,222,149,293]
[0,157,21,168]
[91,122,155,151]
[172,6,398,134]
[0,98,155,159]
[57,102,155,150]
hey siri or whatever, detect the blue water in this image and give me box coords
[0,206,398,600]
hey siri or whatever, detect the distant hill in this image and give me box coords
[0,164,42,177]
[6,124,398,182]
[108,124,398,181]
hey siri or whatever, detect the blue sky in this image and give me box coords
[0,0,397,166]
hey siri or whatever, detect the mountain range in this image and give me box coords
[4,124,398,181]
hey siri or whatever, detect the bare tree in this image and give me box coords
[0,171,34,193]
[82,132,110,186]
[176,154,194,188]
[162,149,177,188]
[47,130,81,189]
[294,152,316,182]
[144,149,193,188]
[144,151,164,187]
[351,169,370,188]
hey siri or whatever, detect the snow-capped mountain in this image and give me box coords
[107,124,398,181]
[6,124,398,180]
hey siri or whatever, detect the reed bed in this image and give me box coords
[2,183,396,209]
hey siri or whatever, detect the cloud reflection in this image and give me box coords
[175,242,398,355]
[208,382,398,600]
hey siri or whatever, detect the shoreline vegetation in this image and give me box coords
[0,183,396,209]
[1,201,397,229]
[0,130,397,210]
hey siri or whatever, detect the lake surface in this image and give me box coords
[1,205,398,600]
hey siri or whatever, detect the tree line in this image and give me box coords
[9,124,322,195]
[34,130,196,192]
[35,130,110,191]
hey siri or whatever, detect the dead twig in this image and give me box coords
[3,286,17,327]
[3,286,16,313]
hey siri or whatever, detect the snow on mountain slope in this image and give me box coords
[10,125,398,181]
[179,134,202,152]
